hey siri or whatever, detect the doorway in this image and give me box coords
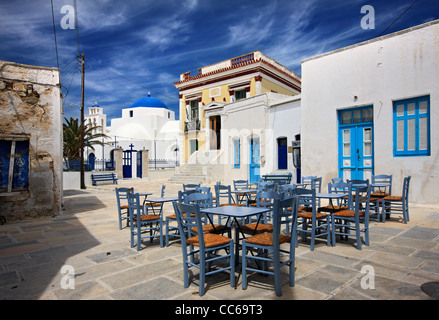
[338,106,374,180]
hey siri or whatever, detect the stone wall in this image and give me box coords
[0,61,62,222]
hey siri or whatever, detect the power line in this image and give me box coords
[73,0,81,56]
[50,0,60,71]
[378,0,419,36]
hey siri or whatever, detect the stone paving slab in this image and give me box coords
[0,178,438,301]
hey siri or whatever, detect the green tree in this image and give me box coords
[63,117,110,161]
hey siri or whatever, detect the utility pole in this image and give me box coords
[80,53,86,189]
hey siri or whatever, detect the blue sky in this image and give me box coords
[1,0,438,124]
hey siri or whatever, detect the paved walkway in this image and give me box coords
[0,178,438,300]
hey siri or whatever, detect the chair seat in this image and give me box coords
[190,224,228,234]
[245,232,291,246]
[319,205,348,212]
[333,210,365,217]
[220,203,242,207]
[120,205,129,210]
[186,233,231,248]
[167,212,196,220]
[371,191,390,197]
[133,214,161,222]
[298,212,328,219]
[240,223,274,233]
[383,196,402,201]
[145,202,162,207]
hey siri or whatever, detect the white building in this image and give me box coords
[301,20,439,205]
[85,94,179,178]
[183,92,301,185]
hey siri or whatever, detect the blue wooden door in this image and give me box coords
[123,151,132,178]
[338,107,374,181]
[249,138,260,184]
[88,153,95,171]
[277,137,288,169]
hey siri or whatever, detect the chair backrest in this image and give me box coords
[214,184,233,206]
[348,179,369,189]
[278,184,296,197]
[256,190,281,208]
[331,177,343,183]
[291,187,316,215]
[183,183,200,191]
[178,189,198,202]
[302,176,317,187]
[183,192,214,209]
[257,181,276,192]
[173,202,205,248]
[328,181,353,209]
[233,179,249,190]
[127,192,143,222]
[160,185,166,197]
[272,196,297,250]
[372,174,392,195]
[115,187,133,204]
[196,186,211,194]
[352,185,371,218]
[311,177,322,192]
[402,176,411,203]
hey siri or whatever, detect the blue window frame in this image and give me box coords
[233,139,240,168]
[393,95,430,157]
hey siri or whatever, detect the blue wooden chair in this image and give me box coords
[331,185,371,250]
[173,201,235,296]
[292,187,331,251]
[242,196,298,296]
[115,187,133,230]
[319,181,352,214]
[214,184,242,224]
[183,192,227,234]
[372,174,392,221]
[372,174,392,197]
[144,184,165,215]
[233,179,250,204]
[128,192,163,250]
[240,190,280,235]
[165,189,199,246]
[382,176,411,224]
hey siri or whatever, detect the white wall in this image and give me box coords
[301,21,439,205]
[267,95,301,179]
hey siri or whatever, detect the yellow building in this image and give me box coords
[174,51,301,164]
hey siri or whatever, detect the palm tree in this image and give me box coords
[63,117,110,161]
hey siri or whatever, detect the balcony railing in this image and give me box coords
[185,120,200,132]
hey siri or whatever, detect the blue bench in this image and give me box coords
[91,173,118,186]
[262,173,292,185]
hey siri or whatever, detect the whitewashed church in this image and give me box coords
[84,94,179,178]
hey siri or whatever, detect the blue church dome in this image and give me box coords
[128,93,168,109]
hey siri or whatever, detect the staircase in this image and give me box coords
[168,150,222,185]
[168,163,207,184]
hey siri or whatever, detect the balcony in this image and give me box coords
[184,120,200,132]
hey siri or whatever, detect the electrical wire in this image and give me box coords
[50,0,60,71]
[378,0,419,36]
